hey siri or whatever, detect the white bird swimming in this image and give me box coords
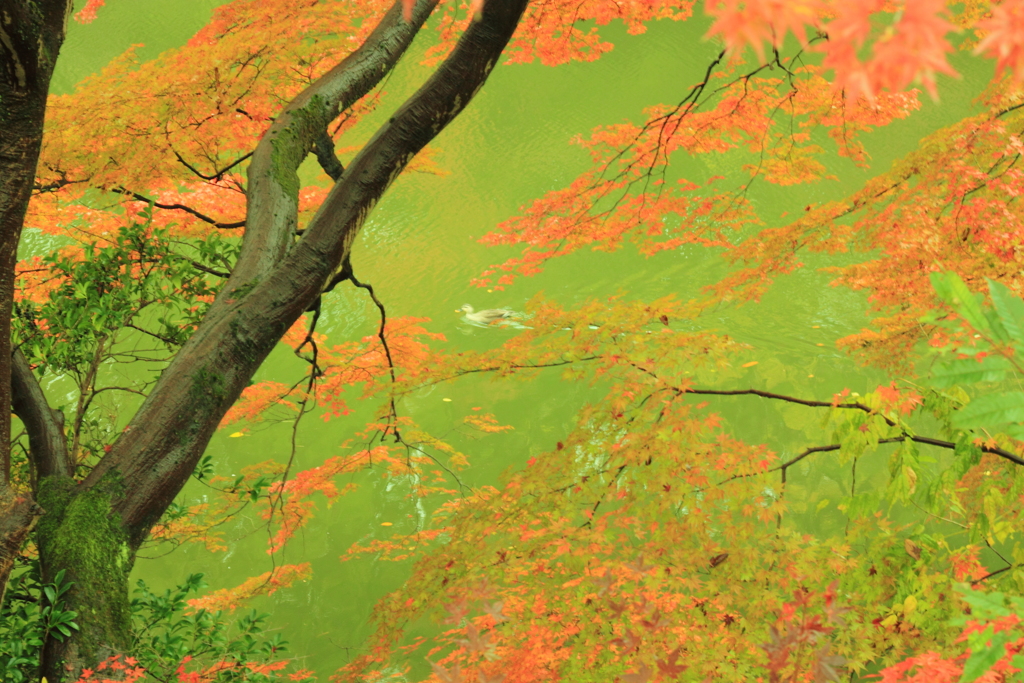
[459,304,512,324]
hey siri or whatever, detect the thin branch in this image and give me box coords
[185,259,231,278]
[172,149,253,182]
[349,264,400,442]
[684,386,1024,467]
[111,187,245,229]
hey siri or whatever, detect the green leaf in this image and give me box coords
[960,630,1010,683]
[953,392,1024,431]
[958,588,1010,616]
[1006,423,1024,440]
[931,356,1012,387]
[987,278,1024,346]
[931,272,990,333]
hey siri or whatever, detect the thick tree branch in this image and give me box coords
[227,0,442,290]
[11,350,72,480]
[312,130,345,182]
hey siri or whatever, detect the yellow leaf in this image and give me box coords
[741,361,759,368]
[904,466,918,494]
[881,614,899,627]
[229,432,246,438]
[904,595,918,614]
[381,522,393,526]
[442,398,452,402]
[816,499,830,511]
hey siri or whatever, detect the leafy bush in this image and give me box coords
[0,563,313,682]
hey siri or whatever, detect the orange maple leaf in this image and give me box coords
[975,0,1024,83]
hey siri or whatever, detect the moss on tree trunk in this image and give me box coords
[36,475,134,681]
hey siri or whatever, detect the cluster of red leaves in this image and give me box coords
[975,0,1024,82]
[949,546,988,583]
[262,451,373,553]
[876,614,1024,682]
[710,82,1024,369]
[424,0,695,67]
[175,654,315,683]
[874,382,924,417]
[220,314,443,432]
[34,0,390,247]
[186,563,312,614]
[474,63,917,289]
[761,583,849,683]
[73,0,105,24]
[464,1,1024,369]
[149,460,287,553]
[706,0,964,101]
[74,655,145,683]
[72,653,315,683]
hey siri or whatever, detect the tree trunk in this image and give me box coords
[0,0,72,609]
[37,476,135,678]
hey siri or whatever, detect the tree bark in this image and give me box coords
[1,0,71,482]
[0,0,71,621]
[34,0,529,678]
[12,349,72,481]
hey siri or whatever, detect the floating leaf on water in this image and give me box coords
[381,522,393,527]
[443,398,452,402]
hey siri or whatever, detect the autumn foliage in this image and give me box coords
[9,0,1024,682]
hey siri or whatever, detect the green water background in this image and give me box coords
[40,0,995,676]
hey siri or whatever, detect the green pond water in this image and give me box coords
[41,0,997,676]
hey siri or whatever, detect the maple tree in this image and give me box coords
[3,0,1024,681]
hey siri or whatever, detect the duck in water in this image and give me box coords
[459,304,512,324]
